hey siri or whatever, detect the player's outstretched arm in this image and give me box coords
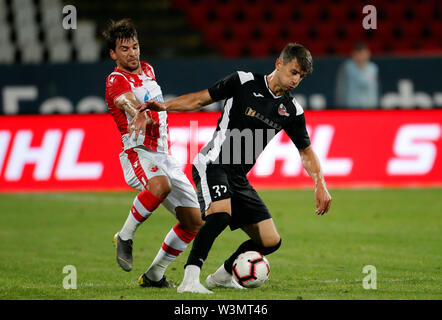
[115,92,158,140]
[140,89,213,112]
[299,145,332,215]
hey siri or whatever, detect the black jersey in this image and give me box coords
[196,71,311,175]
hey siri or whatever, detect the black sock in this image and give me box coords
[224,239,282,274]
[185,212,231,269]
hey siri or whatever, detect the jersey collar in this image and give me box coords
[264,75,284,99]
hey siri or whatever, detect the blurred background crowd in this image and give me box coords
[0,0,441,113]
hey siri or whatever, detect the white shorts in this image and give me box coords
[119,146,200,216]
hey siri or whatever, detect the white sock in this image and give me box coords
[212,264,231,281]
[119,214,140,241]
[119,190,162,240]
[145,223,196,281]
[182,265,201,284]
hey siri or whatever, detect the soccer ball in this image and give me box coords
[232,251,270,288]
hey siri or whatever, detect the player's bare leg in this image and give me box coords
[140,206,203,287]
[207,219,281,289]
[114,176,170,272]
[178,199,231,294]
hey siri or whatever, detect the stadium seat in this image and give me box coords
[284,23,310,44]
[73,21,97,46]
[242,6,266,22]
[313,24,340,40]
[15,24,39,47]
[219,41,243,58]
[412,2,436,21]
[203,23,226,47]
[20,42,44,64]
[41,6,62,28]
[186,5,210,29]
[303,40,328,56]
[76,40,101,62]
[0,43,15,64]
[48,41,72,63]
[0,23,11,44]
[333,42,354,56]
[259,22,282,42]
[325,4,352,22]
[12,4,36,27]
[216,4,238,23]
[381,3,407,22]
[273,4,293,22]
[231,22,255,42]
[248,40,272,57]
[44,25,67,45]
[40,0,62,11]
[344,21,365,42]
[399,23,424,40]
[299,3,322,22]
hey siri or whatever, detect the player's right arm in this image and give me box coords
[115,92,158,140]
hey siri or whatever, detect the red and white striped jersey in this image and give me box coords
[105,61,170,154]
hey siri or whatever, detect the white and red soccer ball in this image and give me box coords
[232,251,270,288]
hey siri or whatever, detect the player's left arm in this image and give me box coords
[138,89,213,112]
[298,145,332,215]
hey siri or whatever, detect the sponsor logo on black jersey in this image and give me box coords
[245,107,282,130]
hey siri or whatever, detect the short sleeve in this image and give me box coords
[106,74,132,104]
[284,113,311,150]
[208,72,240,101]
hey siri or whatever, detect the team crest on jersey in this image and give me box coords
[150,166,159,172]
[278,104,290,117]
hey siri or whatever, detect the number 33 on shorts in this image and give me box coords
[212,185,228,199]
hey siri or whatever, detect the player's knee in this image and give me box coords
[262,238,282,255]
[148,178,171,199]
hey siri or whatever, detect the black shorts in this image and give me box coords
[192,164,272,231]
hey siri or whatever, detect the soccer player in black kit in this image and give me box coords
[139,43,332,293]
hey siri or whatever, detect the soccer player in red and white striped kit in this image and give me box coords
[103,19,203,287]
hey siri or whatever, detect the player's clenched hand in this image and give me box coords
[314,183,332,215]
[138,100,167,112]
[128,111,159,141]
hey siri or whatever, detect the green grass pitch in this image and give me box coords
[0,188,441,300]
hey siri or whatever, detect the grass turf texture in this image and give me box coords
[0,188,440,300]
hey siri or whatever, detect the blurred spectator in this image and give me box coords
[335,42,379,109]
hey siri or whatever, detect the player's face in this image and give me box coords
[276,58,307,92]
[111,38,140,72]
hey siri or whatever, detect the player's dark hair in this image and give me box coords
[280,43,313,75]
[102,18,138,51]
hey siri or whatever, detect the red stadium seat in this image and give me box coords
[399,23,424,40]
[273,3,293,22]
[333,42,354,56]
[302,40,328,56]
[259,22,282,42]
[284,23,310,44]
[326,5,352,22]
[343,21,365,42]
[382,3,407,22]
[365,39,383,55]
[231,22,254,42]
[299,3,322,22]
[220,41,244,58]
[203,23,227,47]
[216,4,238,23]
[242,5,266,22]
[313,24,340,40]
[412,2,436,21]
[186,5,210,29]
[248,40,272,57]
